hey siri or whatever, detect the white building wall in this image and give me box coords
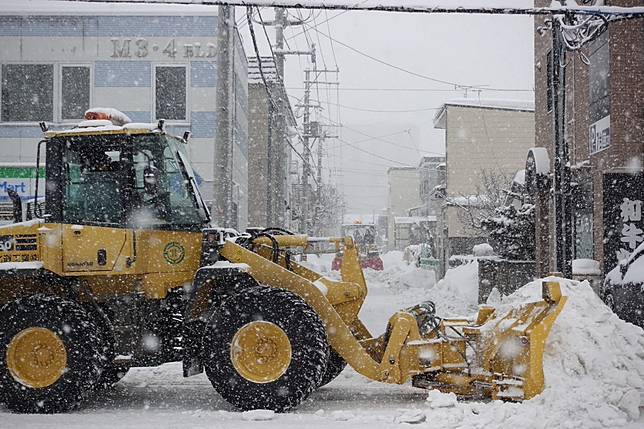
[386,167,421,250]
[444,106,534,239]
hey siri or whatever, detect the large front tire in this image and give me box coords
[318,348,347,387]
[203,286,329,412]
[0,295,103,413]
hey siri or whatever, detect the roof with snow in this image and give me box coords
[45,122,161,138]
[433,98,535,129]
[394,216,437,224]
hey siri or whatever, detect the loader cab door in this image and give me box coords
[58,141,132,273]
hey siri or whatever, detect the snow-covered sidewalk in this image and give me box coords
[2,252,643,428]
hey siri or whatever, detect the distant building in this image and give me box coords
[386,166,421,250]
[247,56,296,229]
[411,155,445,217]
[433,99,535,271]
[0,1,249,228]
[531,0,643,277]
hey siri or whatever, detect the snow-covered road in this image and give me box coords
[2,253,643,428]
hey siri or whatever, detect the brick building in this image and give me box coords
[531,0,643,276]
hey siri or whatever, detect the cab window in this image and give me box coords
[63,144,126,225]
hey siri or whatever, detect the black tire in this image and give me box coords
[203,286,329,412]
[91,309,129,389]
[318,348,347,387]
[97,365,129,388]
[0,295,103,413]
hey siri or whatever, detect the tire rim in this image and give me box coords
[230,321,292,384]
[6,327,67,389]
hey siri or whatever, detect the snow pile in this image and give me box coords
[424,260,479,316]
[572,258,601,275]
[472,243,494,257]
[367,251,436,290]
[419,278,644,428]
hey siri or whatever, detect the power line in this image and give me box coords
[337,136,410,166]
[333,102,441,113]
[324,10,339,68]
[247,6,318,187]
[299,19,533,92]
[284,86,498,92]
[312,111,445,157]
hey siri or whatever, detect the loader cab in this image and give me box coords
[44,129,210,231]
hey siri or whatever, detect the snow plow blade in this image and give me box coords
[218,233,566,404]
[409,281,567,400]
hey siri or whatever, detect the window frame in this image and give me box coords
[152,64,190,124]
[59,64,93,123]
[0,62,93,125]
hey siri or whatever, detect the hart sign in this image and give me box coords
[0,166,45,202]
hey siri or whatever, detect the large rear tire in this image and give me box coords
[0,295,103,413]
[203,286,329,412]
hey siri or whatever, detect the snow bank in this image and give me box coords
[367,251,436,290]
[420,278,644,428]
[424,260,479,316]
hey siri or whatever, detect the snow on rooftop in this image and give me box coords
[444,98,534,112]
[433,98,534,128]
[0,0,219,15]
[394,216,437,224]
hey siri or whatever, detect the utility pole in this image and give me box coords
[300,44,315,234]
[551,17,573,278]
[256,8,306,229]
[274,8,286,78]
[213,5,235,227]
[272,7,287,227]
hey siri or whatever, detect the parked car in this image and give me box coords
[601,242,644,328]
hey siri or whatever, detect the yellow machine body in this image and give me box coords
[220,235,567,400]
[0,123,565,410]
[0,221,201,305]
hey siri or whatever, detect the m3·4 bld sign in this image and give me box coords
[604,172,644,271]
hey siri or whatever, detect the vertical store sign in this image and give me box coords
[589,115,610,154]
[603,172,644,271]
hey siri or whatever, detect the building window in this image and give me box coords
[588,31,610,124]
[61,66,90,120]
[1,64,54,122]
[546,50,553,113]
[155,66,186,121]
[588,30,610,155]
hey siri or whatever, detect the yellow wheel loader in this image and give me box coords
[0,110,566,413]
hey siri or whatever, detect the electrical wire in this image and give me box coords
[247,6,318,187]
[299,19,535,93]
[336,136,410,166]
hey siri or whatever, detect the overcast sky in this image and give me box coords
[238,0,535,214]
